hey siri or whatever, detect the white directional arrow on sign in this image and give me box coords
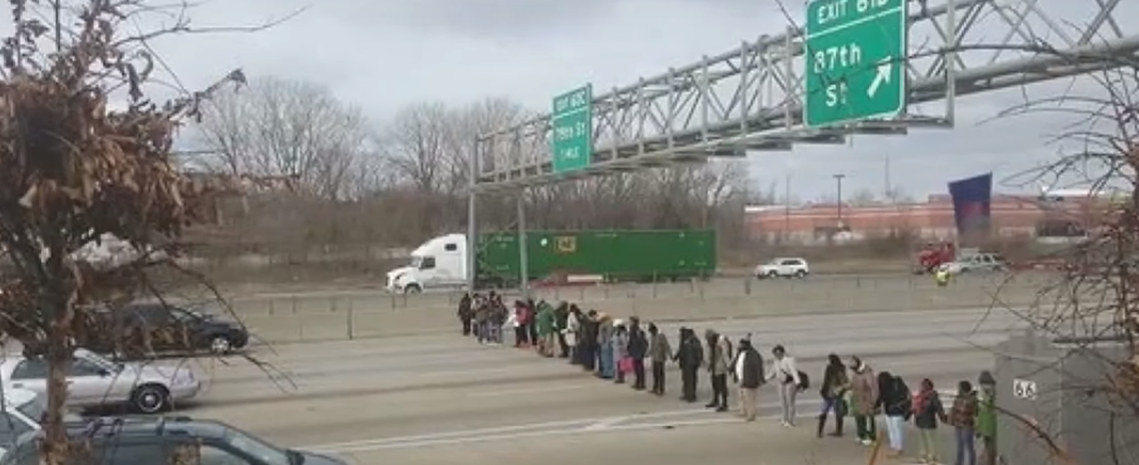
[866,58,892,98]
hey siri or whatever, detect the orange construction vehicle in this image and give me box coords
[915,241,955,274]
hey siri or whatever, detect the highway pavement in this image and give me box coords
[177,306,1026,465]
[219,273,1051,343]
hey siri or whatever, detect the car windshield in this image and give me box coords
[77,350,118,372]
[226,427,292,465]
[14,396,45,425]
[173,308,209,322]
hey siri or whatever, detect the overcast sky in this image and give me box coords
[8,0,1139,200]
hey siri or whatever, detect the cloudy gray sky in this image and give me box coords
[10,0,1139,200]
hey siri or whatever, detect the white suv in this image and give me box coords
[755,258,810,279]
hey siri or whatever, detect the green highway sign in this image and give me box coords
[551,84,593,174]
[804,0,907,128]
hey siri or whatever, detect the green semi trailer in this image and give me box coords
[475,229,716,286]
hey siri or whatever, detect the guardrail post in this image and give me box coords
[347,299,355,340]
[268,299,275,316]
[744,276,752,295]
[291,296,298,314]
[652,272,658,298]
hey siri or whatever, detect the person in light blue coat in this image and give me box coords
[596,314,615,379]
[611,320,630,384]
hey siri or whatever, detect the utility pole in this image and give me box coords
[784,174,791,238]
[833,173,846,228]
[884,154,892,202]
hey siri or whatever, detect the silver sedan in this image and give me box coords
[0,348,200,414]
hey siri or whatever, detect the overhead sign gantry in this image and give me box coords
[467,0,1138,293]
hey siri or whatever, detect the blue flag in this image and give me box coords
[948,173,992,235]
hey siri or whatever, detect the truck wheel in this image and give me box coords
[404,284,422,294]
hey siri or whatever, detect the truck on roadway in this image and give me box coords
[385,229,716,293]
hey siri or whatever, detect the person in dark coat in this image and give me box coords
[554,302,570,358]
[674,327,704,402]
[817,353,849,438]
[627,317,648,390]
[877,371,912,458]
[457,293,473,336]
[526,299,539,344]
[579,310,600,371]
[913,378,948,464]
[731,337,764,421]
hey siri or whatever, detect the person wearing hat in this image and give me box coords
[674,327,704,402]
[976,371,998,465]
[705,329,732,412]
[731,336,764,421]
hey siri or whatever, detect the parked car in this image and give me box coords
[939,253,1008,275]
[84,302,250,358]
[0,348,200,414]
[0,416,347,465]
[754,258,810,279]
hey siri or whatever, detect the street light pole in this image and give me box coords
[834,174,846,228]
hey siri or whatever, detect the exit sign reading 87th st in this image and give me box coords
[804,0,907,128]
[551,84,593,174]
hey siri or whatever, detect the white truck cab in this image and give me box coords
[386,234,469,293]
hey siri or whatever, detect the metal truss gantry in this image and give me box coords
[472,0,1139,193]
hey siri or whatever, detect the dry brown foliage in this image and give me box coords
[0,0,257,463]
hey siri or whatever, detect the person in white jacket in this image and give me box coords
[766,344,800,427]
[564,306,581,365]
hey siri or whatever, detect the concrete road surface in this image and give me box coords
[173,306,1024,465]
[221,273,1050,343]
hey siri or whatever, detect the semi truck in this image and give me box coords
[385,229,717,293]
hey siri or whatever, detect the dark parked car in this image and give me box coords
[1,416,346,465]
[83,303,250,359]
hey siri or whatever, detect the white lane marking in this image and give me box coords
[469,383,594,398]
[303,407,714,450]
[581,416,627,431]
[309,410,824,453]
[302,400,822,452]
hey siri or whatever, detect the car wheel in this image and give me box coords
[132,384,171,414]
[766,271,778,279]
[794,270,808,279]
[210,336,233,354]
[404,284,422,294]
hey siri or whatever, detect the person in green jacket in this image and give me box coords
[535,301,557,357]
[976,371,998,465]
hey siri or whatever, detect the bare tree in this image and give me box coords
[0,1,257,462]
[195,76,370,201]
[847,188,879,206]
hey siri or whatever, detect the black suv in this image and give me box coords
[1,416,345,465]
[84,303,250,359]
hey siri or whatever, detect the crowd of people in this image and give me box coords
[456,292,999,465]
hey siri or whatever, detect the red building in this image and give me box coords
[746,193,1108,244]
